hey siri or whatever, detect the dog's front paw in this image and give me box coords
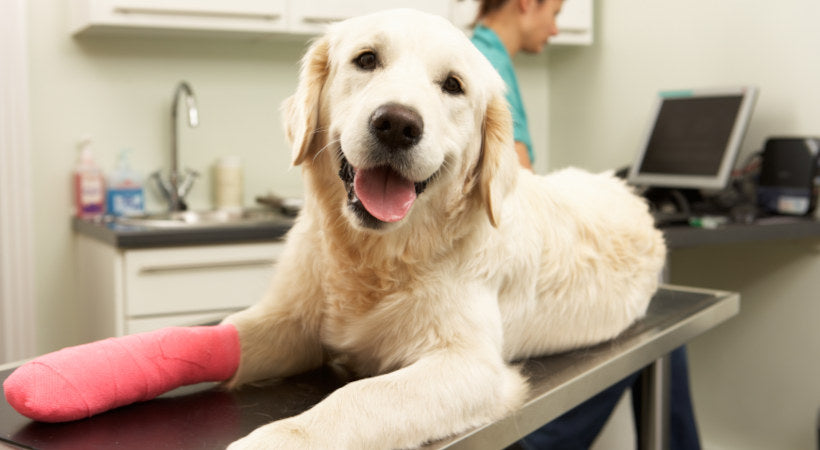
[228,418,317,450]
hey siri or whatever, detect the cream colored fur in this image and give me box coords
[224,9,666,449]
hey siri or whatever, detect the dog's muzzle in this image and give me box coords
[335,103,438,228]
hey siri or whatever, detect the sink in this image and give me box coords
[114,208,287,229]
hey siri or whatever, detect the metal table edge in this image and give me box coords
[434,286,739,449]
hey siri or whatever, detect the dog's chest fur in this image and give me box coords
[318,256,432,375]
[316,228,468,376]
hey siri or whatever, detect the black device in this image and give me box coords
[757,137,820,216]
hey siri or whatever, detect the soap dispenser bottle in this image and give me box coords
[73,137,106,219]
[106,148,145,217]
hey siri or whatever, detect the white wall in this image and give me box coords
[548,0,820,171]
[547,1,820,448]
[25,2,551,352]
[517,52,552,174]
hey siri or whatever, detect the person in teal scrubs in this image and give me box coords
[470,0,563,171]
[471,2,702,450]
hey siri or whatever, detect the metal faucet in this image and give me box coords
[152,81,199,211]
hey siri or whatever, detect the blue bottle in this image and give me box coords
[106,149,145,216]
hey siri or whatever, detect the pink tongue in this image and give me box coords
[354,166,417,223]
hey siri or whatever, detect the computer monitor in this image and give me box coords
[627,86,758,190]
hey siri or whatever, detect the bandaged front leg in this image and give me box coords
[3,324,240,423]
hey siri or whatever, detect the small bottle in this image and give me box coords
[214,156,243,212]
[73,137,106,219]
[106,149,145,217]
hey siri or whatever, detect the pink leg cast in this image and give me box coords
[3,324,240,422]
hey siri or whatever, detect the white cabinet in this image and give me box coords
[70,0,593,45]
[76,234,281,340]
[289,0,450,34]
[70,0,288,36]
[552,0,593,45]
[450,0,593,45]
[450,0,481,31]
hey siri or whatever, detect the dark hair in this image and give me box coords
[475,0,548,20]
[476,0,509,19]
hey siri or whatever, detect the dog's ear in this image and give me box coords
[282,37,330,166]
[478,93,518,227]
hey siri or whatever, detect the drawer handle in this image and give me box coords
[558,26,588,33]
[139,259,275,274]
[114,6,283,21]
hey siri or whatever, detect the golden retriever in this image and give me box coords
[224,9,666,449]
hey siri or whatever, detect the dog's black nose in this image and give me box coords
[370,103,423,150]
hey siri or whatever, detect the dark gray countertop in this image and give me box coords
[661,215,820,249]
[74,213,820,251]
[72,214,294,249]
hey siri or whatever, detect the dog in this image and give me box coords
[224,9,666,449]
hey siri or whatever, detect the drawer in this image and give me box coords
[123,242,283,317]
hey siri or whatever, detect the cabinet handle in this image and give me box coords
[559,26,588,33]
[301,16,346,25]
[139,259,276,274]
[114,7,282,21]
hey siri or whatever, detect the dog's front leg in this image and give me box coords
[227,348,528,449]
[221,224,326,387]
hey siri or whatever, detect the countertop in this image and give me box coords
[662,215,820,249]
[72,214,294,249]
[0,286,739,449]
[74,211,820,251]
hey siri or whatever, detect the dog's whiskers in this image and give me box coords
[313,136,340,163]
[438,158,457,181]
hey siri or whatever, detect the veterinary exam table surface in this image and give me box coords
[0,286,738,450]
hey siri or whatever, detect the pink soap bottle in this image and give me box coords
[73,137,106,218]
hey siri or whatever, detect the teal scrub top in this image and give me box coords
[470,24,534,163]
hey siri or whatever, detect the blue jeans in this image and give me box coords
[515,347,699,450]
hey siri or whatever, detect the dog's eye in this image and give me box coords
[354,51,378,71]
[442,76,464,95]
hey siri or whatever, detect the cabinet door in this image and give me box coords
[450,0,480,31]
[552,0,593,45]
[289,0,451,34]
[71,0,287,35]
[123,242,283,317]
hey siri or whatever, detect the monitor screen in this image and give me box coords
[627,86,758,190]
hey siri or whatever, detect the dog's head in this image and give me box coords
[284,9,517,231]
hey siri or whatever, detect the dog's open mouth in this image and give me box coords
[338,153,431,225]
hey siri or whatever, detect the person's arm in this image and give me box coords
[515,141,533,171]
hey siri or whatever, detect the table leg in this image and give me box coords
[638,355,671,450]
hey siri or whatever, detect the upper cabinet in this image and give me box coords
[70,0,593,45]
[552,0,593,45]
[70,0,288,36]
[289,1,450,35]
[450,0,593,45]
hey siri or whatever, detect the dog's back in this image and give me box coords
[494,168,666,360]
